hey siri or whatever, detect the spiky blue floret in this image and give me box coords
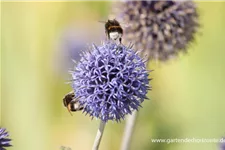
[0,128,12,149]
[71,42,151,122]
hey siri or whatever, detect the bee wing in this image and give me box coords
[68,91,75,95]
[98,20,107,24]
[98,18,130,28]
[120,22,131,28]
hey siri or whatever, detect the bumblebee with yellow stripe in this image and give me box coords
[63,91,83,116]
[100,19,123,44]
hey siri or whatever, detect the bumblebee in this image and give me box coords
[100,19,123,44]
[63,91,83,116]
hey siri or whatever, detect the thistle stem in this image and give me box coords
[92,121,106,150]
[120,110,137,150]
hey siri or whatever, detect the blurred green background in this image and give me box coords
[1,2,225,150]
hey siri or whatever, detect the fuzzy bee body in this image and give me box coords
[104,19,123,44]
[63,91,83,115]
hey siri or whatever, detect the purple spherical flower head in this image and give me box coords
[70,42,151,122]
[117,1,199,61]
[0,128,12,150]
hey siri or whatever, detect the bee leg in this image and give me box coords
[119,38,122,44]
[106,32,110,40]
[79,106,84,111]
[67,103,73,116]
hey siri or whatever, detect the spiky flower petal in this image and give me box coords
[71,42,151,122]
[117,1,199,61]
[0,128,12,149]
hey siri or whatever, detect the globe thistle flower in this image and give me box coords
[117,1,199,61]
[0,128,12,149]
[70,42,151,122]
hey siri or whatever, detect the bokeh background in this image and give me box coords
[1,1,225,150]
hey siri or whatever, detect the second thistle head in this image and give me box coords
[117,1,200,61]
